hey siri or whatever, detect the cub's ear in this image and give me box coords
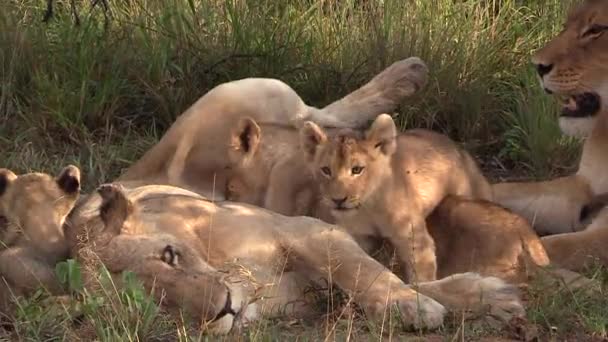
[0,169,17,197]
[56,165,81,194]
[231,117,262,159]
[365,114,397,156]
[299,121,327,160]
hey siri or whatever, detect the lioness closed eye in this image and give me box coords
[300,114,493,283]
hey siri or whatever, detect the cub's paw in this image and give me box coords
[97,183,125,201]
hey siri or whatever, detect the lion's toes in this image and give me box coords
[97,183,125,201]
[385,292,446,330]
[476,276,526,323]
[387,56,429,93]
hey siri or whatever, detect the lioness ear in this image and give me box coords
[365,114,397,156]
[98,183,132,235]
[231,117,261,158]
[300,121,327,160]
[56,165,81,194]
[0,169,17,197]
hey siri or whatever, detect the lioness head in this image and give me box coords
[82,184,254,335]
[532,0,608,136]
[0,165,81,248]
[300,114,397,215]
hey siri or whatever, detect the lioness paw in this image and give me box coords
[367,291,446,330]
[382,56,429,95]
[471,275,525,323]
[395,293,446,330]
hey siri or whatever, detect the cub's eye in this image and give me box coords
[162,245,180,266]
[583,24,607,38]
[321,167,332,177]
[351,166,365,175]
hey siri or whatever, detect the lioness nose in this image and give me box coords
[332,197,347,206]
[535,63,553,77]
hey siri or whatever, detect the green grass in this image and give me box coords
[1,0,605,340]
[0,0,580,186]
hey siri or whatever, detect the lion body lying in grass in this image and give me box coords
[62,182,523,334]
[117,57,429,200]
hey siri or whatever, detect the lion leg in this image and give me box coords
[388,218,437,283]
[281,218,446,330]
[492,174,592,235]
[0,246,62,296]
[307,57,429,128]
[541,219,608,271]
[414,273,525,324]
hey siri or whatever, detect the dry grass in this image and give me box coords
[1,0,606,341]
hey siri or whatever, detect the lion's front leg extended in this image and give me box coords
[492,174,592,235]
[282,219,446,330]
[387,217,437,283]
[0,246,62,297]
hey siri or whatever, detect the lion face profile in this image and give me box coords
[532,0,608,136]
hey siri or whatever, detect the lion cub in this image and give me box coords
[300,114,492,282]
[0,165,81,312]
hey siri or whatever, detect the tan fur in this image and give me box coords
[299,114,492,283]
[224,127,596,290]
[63,183,523,334]
[491,0,608,269]
[116,57,429,199]
[0,166,81,313]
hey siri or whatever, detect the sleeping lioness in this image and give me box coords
[60,182,524,334]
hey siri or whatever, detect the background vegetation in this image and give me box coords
[1,0,606,341]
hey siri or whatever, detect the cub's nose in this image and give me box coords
[332,197,347,207]
[535,63,553,77]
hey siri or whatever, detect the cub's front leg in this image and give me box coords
[384,215,437,283]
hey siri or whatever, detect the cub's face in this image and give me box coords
[532,0,608,136]
[0,166,81,244]
[300,114,397,217]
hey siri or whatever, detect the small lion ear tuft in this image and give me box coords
[0,169,17,197]
[232,117,261,156]
[299,121,327,160]
[56,165,81,194]
[365,114,397,156]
